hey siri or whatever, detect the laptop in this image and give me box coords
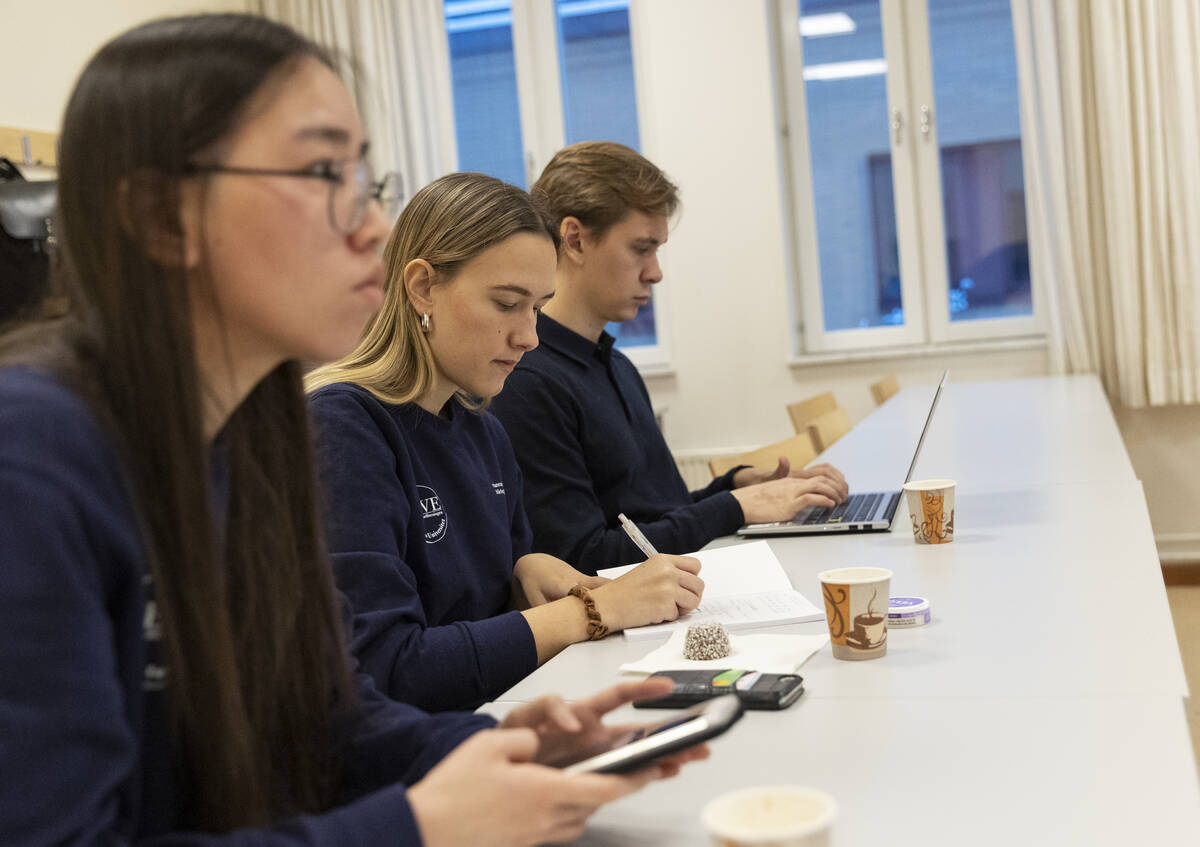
[737,371,949,537]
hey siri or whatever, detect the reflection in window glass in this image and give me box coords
[870,143,1028,323]
[928,0,1031,322]
[444,0,526,187]
[606,296,657,348]
[556,0,652,348]
[555,0,640,150]
[798,0,905,332]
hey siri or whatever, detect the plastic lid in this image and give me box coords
[888,596,930,614]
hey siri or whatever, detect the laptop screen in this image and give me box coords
[902,370,949,485]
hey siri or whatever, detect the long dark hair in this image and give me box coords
[46,14,353,830]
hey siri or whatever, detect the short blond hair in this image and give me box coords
[532,141,679,238]
[306,173,557,405]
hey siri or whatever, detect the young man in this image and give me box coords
[490,142,848,574]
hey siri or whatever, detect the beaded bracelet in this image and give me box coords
[568,584,609,641]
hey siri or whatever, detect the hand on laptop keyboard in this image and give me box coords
[731,476,841,524]
[733,460,849,503]
[786,463,848,502]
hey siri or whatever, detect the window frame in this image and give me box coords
[773,0,1044,356]
[903,0,1045,344]
[508,0,671,369]
[511,0,565,185]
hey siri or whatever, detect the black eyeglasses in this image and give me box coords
[183,156,404,234]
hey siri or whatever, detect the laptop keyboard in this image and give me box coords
[801,492,886,525]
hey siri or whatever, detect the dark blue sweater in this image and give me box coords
[0,366,493,845]
[310,383,538,713]
[490,313,746,574]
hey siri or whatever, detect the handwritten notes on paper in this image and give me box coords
[597,541,825,641]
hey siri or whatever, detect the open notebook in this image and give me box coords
[596,541,824,641]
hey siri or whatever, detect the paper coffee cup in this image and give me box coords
[817,567,891,661]
[902,479,956,544]
[702,785,836,846]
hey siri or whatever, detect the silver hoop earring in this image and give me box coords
[421,312,431,332]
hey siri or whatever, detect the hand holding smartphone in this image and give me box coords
[543,695,744,774]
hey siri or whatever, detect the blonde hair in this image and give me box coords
[306,172,558,405]
[532,141,680,238]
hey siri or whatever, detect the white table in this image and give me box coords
[498,481,1187,703]
[566,696,1200,846]
[817,376,1138,492]
[486,376,1199,844]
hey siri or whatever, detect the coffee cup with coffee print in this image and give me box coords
[849,611,886,649]
[902,478,956,544]
[818,567,892,661]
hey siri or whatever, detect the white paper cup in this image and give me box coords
[817,567,892,661]
[902,479,956,544]
[702,785,836,846]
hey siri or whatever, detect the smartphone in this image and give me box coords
[632,669,806,711]
[549,695,744,774]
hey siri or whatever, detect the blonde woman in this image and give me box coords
[307,173,704,712]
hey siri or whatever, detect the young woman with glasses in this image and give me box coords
[0,14,705,845]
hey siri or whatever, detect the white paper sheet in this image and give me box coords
[599,540,793,598]
[619,628,829,675]
[598,541,825,640]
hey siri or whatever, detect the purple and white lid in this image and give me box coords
[888,596,930,615]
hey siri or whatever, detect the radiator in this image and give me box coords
[673,448,744,490]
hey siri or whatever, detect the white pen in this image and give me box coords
[617,512,660,558]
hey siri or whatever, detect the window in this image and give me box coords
[444,1,526,187]
[776,0,1040,354]
[555,0,640,149]
[443,0,666,364]
[551,0,655,350]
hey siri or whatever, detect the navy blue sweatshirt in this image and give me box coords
[490,313,747,574]
[310,383,538,712]
[0,366,494,845]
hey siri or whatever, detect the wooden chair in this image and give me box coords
[806,407,852,454]
[870,374,900,406]
[708,432,818,478]
[786,392,837,435]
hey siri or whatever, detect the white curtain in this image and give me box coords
[1012,0,1200,407]
[254,0,458,201]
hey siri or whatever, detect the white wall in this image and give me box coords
[1,0,248,134]
[631,0,1197,561]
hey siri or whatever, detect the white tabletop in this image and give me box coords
[484,375,1198,843]
[820,375,1138,492]
[497,481,1188,704]
[565,696,1200,846]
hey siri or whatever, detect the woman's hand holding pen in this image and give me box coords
[515,545,700,660]
[591,554,703,632]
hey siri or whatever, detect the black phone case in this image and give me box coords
[735,674,806,710]
[633,670,805,710]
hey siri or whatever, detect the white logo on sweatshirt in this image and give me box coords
[417,484,448,543]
